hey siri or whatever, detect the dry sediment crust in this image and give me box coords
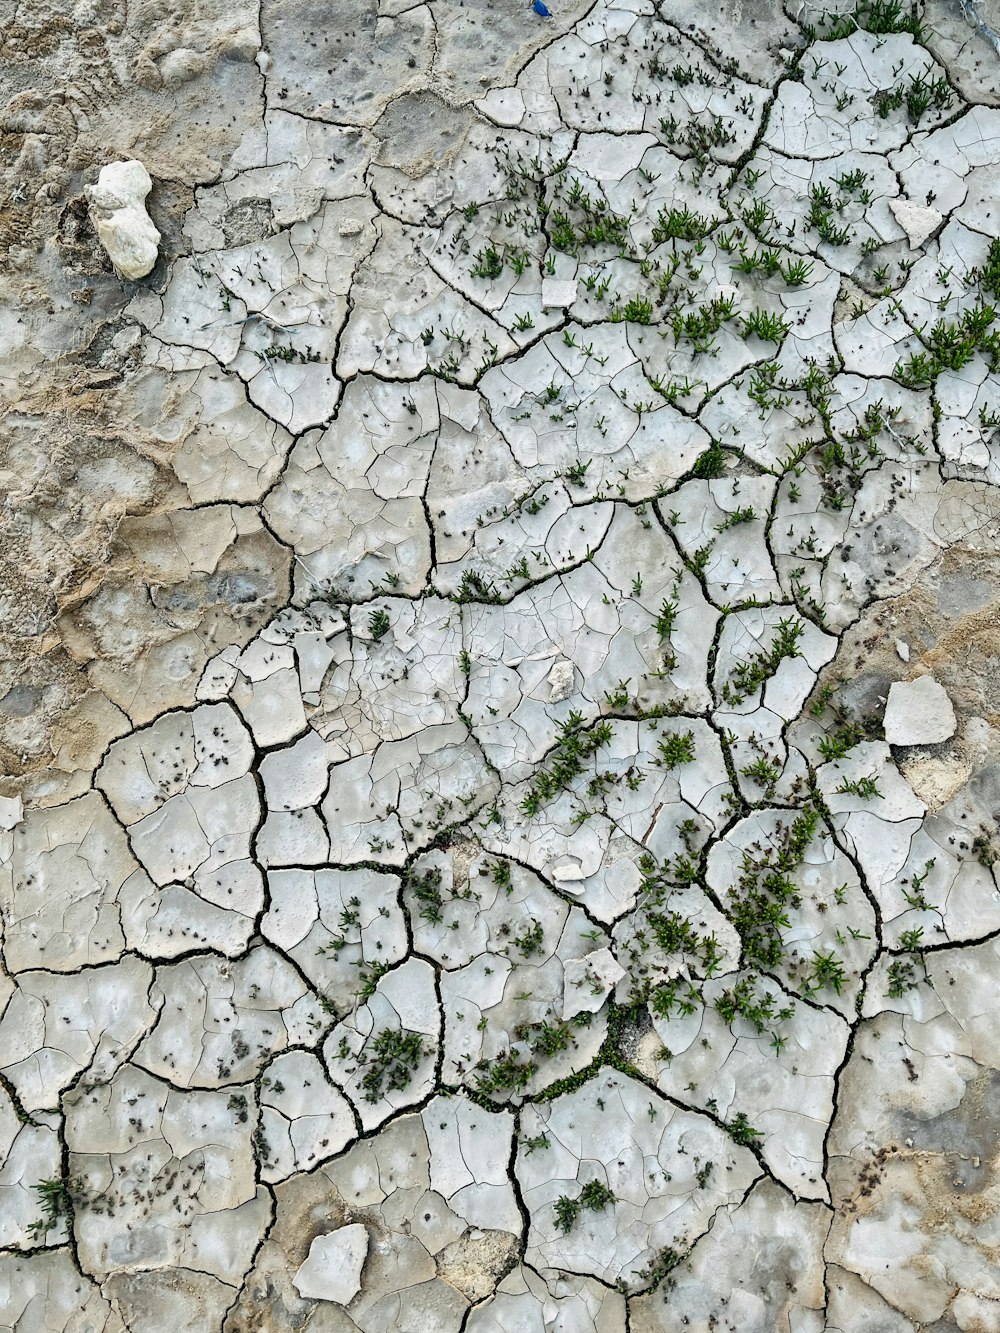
[4,0,1000,1330]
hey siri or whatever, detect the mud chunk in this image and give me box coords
[292,1225,369,1304]
[884,675,957,746]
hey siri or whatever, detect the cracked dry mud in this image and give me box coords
[5,0,1000,1330]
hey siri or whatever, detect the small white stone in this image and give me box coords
[551,861,586,882]
[884,675,956,746]
[889,198,944,250]
[292,1225,368,1305]
[546,659,575,702]
[541,278,578,309]
[895,639,910,662]
[562,948,626,1020]
[85,160,161,279]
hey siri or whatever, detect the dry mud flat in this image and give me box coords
[4,0,1000,1329]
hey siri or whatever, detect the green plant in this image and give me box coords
[723,617,804,706]
[553,1195,580,1233]
[807,949,847,995]
[742,309,790,342]
[405,867,446,924]
[741,199,776,237]
[973,832,997,867]
[552,1180,616,1233]
[642,897,724,984]
[227,1093,249,1123]
[876,70,952,123]
[977,237,1000,302]
[902,859,935,909]
[654,593,679,639]
[580,1179,617,1211]
[716,974,792,1033]
[724,805,820,972]
[746,359,793,416]
[605,679,632,709]
[511,918,545,957]
[652,205,715,244]
[734,245,782,277]
[471,246,504,279]
[456,569,503,604]
[658,111,737,168]
[633,1245,685,1290]
[807,182,852,246]
[817,723,864,761]
[525,1019,575,1056]
[612,295,654,324]
[521,712,615,815]
[691,442,727,479]
[863,0,923,38]
[873,85,903,118]
[810,0,922,41]
[358,1027,429,1103]
[894,304,1000,386]
[356,959,390,1001]
[368,608,391,641]
[833,168,868,193]
[717,506,757,531]
[727,1111,764,1147]
[655,729,697,769]
[835,774,883,799]
[689,542,714,576]
[476,1053,535,1095]
[671,294,738,354]
[27,1177,76,1240]
[887,957,917,998]
[523,1133,551,1153]
[741,755,782,792]
[491,858,512,891]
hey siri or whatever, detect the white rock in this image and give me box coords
[541,278,578,309]
[889,198,943,250]
[292,1225,368,1304]
[895,639,910,662]
[562,947,626,1020]
[85,160,161,279]
[546,658,575,702]
[884,675,956,746]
